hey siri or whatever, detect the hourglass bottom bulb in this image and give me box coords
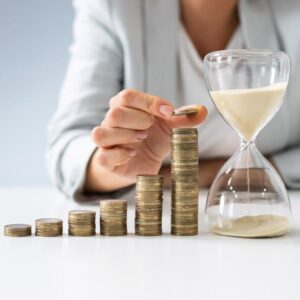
[205,143,292,238]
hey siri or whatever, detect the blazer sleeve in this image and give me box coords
[267,0,300,189]
[46,0,124,201]
[273,146,300,189]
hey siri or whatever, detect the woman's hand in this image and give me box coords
[85,89,207,193]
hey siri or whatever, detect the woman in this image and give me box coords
[47,0,300,201]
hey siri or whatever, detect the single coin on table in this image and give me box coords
[172,107,199,116]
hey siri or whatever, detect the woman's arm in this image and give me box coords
[47,0,123,201]
[47,0,208,199]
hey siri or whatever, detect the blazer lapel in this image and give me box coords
[239,0,281,51]
[143,0,180,105]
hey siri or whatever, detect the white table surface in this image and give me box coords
[0,187,299,300]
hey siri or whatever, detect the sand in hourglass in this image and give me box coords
[210,82,289,237]
[210,82,287,142]
[212,215,290,238]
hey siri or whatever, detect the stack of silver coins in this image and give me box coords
[171,128,199,236]
[35,218,63,237]
[68,210,96,236]
[100,200,127,236]
[4,224,32,237]
[135,175,164,236]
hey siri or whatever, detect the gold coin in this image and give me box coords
[4,224,32,237]
[69,210,96,218]
[35,218,63,237]
[68,210,96,236]
[172,127,198,134]
[136,175,164,182]
[173,107,198,116]
[100,200,127,236]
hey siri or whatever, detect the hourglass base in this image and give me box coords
[205,142,292,238]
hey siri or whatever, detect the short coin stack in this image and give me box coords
[100,200,127,236]
[4,224,32,237]
[35,218,63,237]
[135,175,164,236]
[68,210,96,236]
[171,128,199,236]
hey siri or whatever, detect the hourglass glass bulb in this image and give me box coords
[204,49,292,238]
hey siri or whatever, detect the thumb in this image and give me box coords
[166,105,208,128]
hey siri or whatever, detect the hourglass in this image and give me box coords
[203,49,292,238]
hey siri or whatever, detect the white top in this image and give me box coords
[1,187,300,300]
[177,25,243,158]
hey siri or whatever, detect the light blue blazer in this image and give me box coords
[47,0,300,200]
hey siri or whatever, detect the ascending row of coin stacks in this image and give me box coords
[171,128,199,236]
[68,210,96,236]
[100,200,127,236]
[135,175,164,236]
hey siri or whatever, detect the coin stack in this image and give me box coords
[171,128,199,236]
[68,210,96,236]
[135,175,164,236]
[100,200,127,236]
[35,218,63,237]
[4,224,32,237]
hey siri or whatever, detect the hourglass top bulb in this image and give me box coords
[210,82,287,142]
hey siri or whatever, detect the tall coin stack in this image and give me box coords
[35,218,63,237]
[100,200,127,236]
[68,210,96,236]
[135,175,164,236]
[171,128,199,236]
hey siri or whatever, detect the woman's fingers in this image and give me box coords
[96,147,136,171]
[102,106,154,130]
[92,126,148,147]
[109,89,174,118]
[167,105,208,128]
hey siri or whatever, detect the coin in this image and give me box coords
[173,106,199,116]
[172,127,198,133]
[4,224,32,237]
[171,128,199,236]
[135,174,163,236]
[35,218,63,237]
[100,200,127,236]
[68,210,96,236]
[68,210,96,219]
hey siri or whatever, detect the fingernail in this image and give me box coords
[136,132,148,140]
[159,105,173,117]
[128,149,136,157]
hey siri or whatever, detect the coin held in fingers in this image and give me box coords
[172,106,199,116]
